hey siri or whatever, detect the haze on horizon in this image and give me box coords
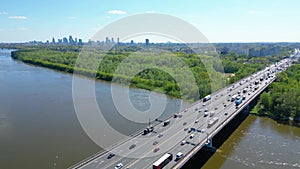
[1,0,300,43]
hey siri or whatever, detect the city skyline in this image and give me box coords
[1,0,300,43]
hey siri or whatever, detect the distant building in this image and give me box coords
[105,37,110,43]
[130,40,134,44]
[63,37,68,44]
[145,39,149,45]
[78,39,83,45]
[52,37,56,44]
[117,37,120,44]
[69,35,74,44]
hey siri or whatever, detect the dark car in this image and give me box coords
[153,147,160,153]
[107,153,115,159]
[153,141,158,145]
[129,144,136,150]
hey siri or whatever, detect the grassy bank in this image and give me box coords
[252,64,300,123]
[11,45,273,101]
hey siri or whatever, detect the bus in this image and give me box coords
[153,153,173,169]
[208,117,219,128]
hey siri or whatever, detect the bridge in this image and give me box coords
[69,57,294,169]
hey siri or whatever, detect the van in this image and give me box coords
[176,152,184,160]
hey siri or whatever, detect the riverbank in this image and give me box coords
[250,64,300,126]
[10,45,273,101]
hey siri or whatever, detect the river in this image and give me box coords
[0,49,299,169]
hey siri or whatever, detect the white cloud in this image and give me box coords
[0,11,8,15]
[9,16,27,19]
[108,10,127,15]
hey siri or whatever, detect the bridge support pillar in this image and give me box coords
[204,138,213,148]
[203,133,217,152]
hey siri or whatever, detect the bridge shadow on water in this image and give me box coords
[181,110,251,169]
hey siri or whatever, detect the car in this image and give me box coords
[195,120,199,123]
[107,153,115,159]
[153,141,158,145]
[204,112,209,117]
[214,107,218,110]
[158,133,163,138]
[204,108,208,112]
[200,129,206,133]
[175,152,184,161]
[190,134,195,139]
[184,127,188,131]
[202,103,206,106]
[183,122,187,125]
[181,140,187,145]
[153,147,160,153]
[129,144,136,149]
[198,110,202,113]
[224,112,228,115]
[223,103,227,107]
[115,163,123,169]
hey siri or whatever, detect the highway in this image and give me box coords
[69,58,293,169]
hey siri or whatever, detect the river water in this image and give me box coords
[0,49,299,169]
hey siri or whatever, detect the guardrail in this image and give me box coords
[172,75,277,169]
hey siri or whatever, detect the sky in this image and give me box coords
[1,0,300,43]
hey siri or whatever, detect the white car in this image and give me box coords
[181,140,187,145]
[115,163,123,169]
[190,134,195,139]
[176,152,184,160]
[204,112,209,117]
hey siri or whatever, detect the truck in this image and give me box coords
[203,95,211,102]
[208,117,219,128]
[163,120,170,126]
[143,126,154,135]
[235,97,242,106]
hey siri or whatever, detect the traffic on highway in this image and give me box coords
[70,58,293,169]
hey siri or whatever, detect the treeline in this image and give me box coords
[254,64,300,122]
[11,45,280,101]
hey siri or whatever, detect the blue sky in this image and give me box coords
[1,0,300,43]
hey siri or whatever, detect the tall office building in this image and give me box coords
[145,39,149,45]
[69,35,74,44]
[52,37,56,44]
[63,37,68,44]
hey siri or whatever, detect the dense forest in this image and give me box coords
[253,64,300,123]
[10,44,285,101]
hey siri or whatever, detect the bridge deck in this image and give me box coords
[69,58,292,169]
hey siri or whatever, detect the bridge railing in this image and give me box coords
[172,75,277,169]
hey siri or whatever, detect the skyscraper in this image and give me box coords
[145,39,149,45]
[69,35,74,44]
[52,37,56,44]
